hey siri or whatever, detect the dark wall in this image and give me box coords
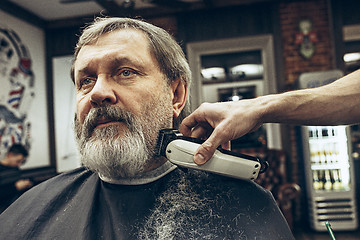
[340,0,360,26]
[177,3,275,44]
[46,27,81,57]
[45,3,277,58]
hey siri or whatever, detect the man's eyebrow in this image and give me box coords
[74,67,94,85]
[112,57,147,71]
[75,56,148,77]
[77,67,92,75]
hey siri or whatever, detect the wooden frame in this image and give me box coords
[0,9,51,169]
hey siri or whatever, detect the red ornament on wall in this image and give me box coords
[295,19,318,59]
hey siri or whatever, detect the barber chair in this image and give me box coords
[238,148,301,229]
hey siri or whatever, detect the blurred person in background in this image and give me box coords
[0,143,33,213]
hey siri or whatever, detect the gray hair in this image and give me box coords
[71,17,191,128]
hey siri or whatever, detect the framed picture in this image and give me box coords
[52,56,81,172]
[0,9,50,169]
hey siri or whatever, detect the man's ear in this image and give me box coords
[170,78,188,118]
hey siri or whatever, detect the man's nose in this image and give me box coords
[89,75,117,107]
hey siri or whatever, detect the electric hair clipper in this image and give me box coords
[155,129,268,180]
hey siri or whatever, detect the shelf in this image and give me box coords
[311,163,350,170]
[309,138,346,144]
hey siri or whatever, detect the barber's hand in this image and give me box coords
[179,101,263,165]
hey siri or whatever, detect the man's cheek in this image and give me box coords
[76,108,88,124]
[76,96,90,123]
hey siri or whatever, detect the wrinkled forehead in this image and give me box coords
[78,28,152,59]
[104,28,148,42]
[72,29,154,80]
[80,30,156,67]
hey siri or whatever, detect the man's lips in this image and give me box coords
[94,118,123,128]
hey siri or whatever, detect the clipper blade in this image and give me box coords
[154,129,181,157]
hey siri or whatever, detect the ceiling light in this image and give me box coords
[343,52,360,62]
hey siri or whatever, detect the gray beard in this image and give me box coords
[137,171,249,240]
[74,97,172,179]
[138,172,210,240]
[76,116,151,179]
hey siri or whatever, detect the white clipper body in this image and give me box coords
[166,139,262,180]
[156,129,267,181]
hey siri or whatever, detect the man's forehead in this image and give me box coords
[74,29,154,71]
[86,28,150,50]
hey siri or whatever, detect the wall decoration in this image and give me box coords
[0,10,49,169]
[0,26,34,155]
[295,19,318,59]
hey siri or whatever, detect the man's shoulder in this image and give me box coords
[0,167,100,238]
[35,167,96,190]
[3,167,96,206]
[0,163,16,171]
[51,166,94,180]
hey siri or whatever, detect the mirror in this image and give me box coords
[187,35,282,149]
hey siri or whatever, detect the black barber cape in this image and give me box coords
[0,163,22,212]
[0,162,294,239]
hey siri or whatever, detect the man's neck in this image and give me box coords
[99,160,177,185]
[144,156,167,172]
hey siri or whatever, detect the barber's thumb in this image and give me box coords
[194,141,217,165]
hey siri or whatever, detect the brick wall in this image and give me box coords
[279,0,335,182]
[278,0,336,224]
[278,0,335,181]
[279,0,334,85]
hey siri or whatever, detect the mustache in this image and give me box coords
[76,106,137,139]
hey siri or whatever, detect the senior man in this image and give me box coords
[0,17,294,239]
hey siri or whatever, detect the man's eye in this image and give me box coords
[122,70,132,76]
[118,69,136,77]
[78,78,94,89]
[83,78,93,85]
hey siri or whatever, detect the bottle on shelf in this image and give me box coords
[309,127,314,138]
[320,145,327,165]
[322,128,329,138]
[323,170,333,190]
[332,169,343,190]
[310,144,320,164]
[330,127,337,137]
[316,127,323,139]
[333,143,339,164]
[324,144,333,164]
[313,170,323,190]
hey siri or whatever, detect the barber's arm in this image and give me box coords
[180,69,360,164]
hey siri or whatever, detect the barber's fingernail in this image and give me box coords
[194,153,206,165]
